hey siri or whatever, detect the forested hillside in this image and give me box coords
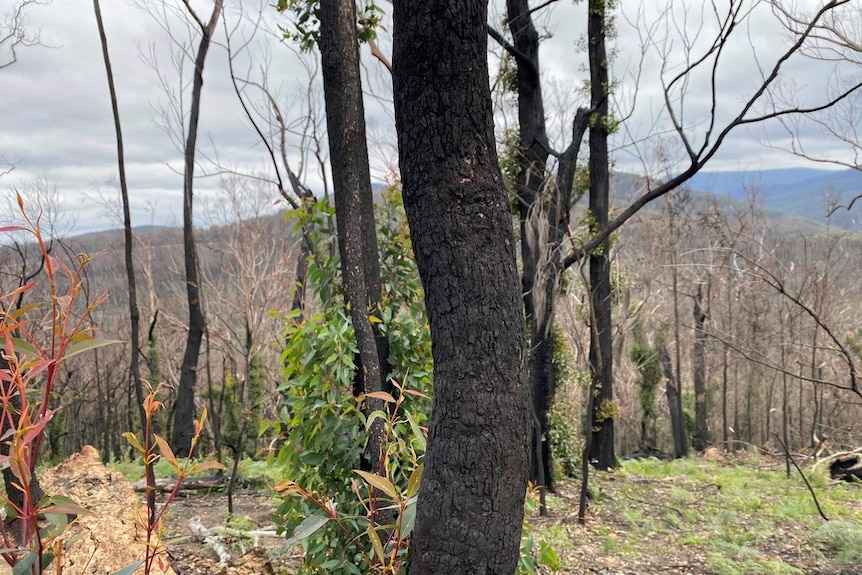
[2,0,862,573]
[3,178,858,467]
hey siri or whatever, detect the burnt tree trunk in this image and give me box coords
[393,0,531,571]
[693,282,711,451]
[318,0,391,474]
[171,0,223,457]
[92,0,154,519]
[506,0,554,503]
[500,0,592,508]
[587,0,615,471]
[659,342,688,458]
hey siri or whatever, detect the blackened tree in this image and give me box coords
[317,0,391,474]
[392,0,531,571]
[171,0,223,457]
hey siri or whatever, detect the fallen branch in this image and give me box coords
[188,516,282,564]
[132,476,224,493]
[812,446,862,472]
[774,434,829,521]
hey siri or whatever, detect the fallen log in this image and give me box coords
[811,447,862,483]
[829,454,862,483]
[132,476,225,493]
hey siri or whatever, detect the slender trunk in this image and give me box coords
[765,372,775,445]
[92,0,156,517]
[693,283,710,451]
[172,0,223,457]
[204,328,221,459]
[782,315,791,476]
[669,213,687,456]
[318,0,391,478]
[587,0,615,471]
[506,0,559,508]
[733,356,739,451]
[722,342,729,448]
[393,0,531,570]
[810,327,820,446]
[659,343,686,458]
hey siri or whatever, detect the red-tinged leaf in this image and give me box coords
[40,502,94,517]
[364,391,396,403]
[188,460,226,476]
[154,434,177,467]
[26,358,53,380]
[402,389,429,399]
[22,412,55,445]
[0,225,25,234]
[9,452,30,486]
[355,470,400,501]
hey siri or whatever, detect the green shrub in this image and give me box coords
[272,190,432,574]
[548,330,583,479]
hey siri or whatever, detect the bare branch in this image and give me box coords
[564,0,862,268]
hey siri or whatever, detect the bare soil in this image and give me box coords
[12,446,860,575]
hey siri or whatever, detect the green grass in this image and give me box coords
[812,520,862,564]
[108,456,281,483]
[578,456,862,572]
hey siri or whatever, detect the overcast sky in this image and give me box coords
[1,0,858,234]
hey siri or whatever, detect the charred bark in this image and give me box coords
[587,0,615,471]
[171,0,223,457]
[318,0,391,476]
[393,0,531,571]
[693,283,711,451]
[659,342,688,458]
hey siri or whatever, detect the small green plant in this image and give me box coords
[271,190,432,574]
[595,398,620,423]
[812,520,862,564]
[121,382,225,574]
[274,380,426,574]
[629,316,661,449]
[548,331,582,479]
[517,485,567,574]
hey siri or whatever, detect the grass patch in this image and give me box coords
[569,454,861,573]
[108,456,279,484]
[812,520,862,564]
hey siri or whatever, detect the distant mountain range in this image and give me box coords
[51,167,862,240]
[688,167,862,230]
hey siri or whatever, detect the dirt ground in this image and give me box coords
[160,490,298,575]
[8,446,860,575]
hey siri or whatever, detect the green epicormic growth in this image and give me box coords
[276,0,384,51]
[273,188,432,574]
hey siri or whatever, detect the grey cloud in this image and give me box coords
[2,0,856,236]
